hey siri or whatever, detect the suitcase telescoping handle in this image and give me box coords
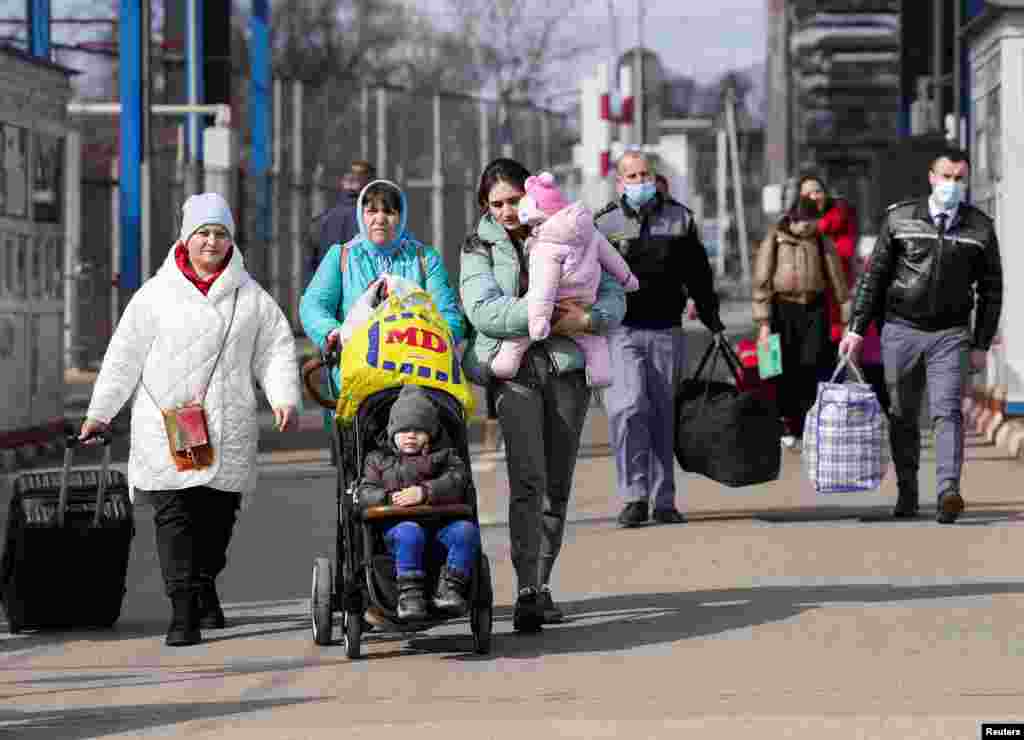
[58,429,114,528]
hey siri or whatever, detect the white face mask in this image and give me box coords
[932,181,965,210]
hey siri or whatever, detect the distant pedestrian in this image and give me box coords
[594,150,725,528]
[80,193,301,646]
[314,160,377,273]
[797,174,858,346]
[840,146,1003,523]
[753,195,849,447]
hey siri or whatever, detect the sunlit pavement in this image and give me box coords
[2,422,1023,739]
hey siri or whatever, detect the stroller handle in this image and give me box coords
[301,348,341,411]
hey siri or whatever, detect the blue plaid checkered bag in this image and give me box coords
[802,356,890,493]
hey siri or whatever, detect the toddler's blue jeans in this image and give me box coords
[384,519,480,578]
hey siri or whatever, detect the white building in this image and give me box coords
[0,47,75,458]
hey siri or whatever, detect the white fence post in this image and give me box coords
[432,93,444,257]
[64,129,81,371]
[361,85,370,161]
[290,79,304,327]
[271,78,283,303]
[479,99,490,171]
[376,88,388,178]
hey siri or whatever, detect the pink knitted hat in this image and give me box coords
[523,172,569,217]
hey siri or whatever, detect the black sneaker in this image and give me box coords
[513,587,544,633]
[652,507,687,524]
[538,586,564,624]
[617,501,649,528]
[936,491,965,524]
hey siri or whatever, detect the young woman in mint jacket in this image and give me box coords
[460,159,626,633]
[300,179,467,389]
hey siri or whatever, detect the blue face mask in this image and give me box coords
[624,181,657,209]
[932,181,965,211]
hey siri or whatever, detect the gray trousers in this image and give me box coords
[882,322,969,498]
[604,326,685,511]
[493,367,590,590]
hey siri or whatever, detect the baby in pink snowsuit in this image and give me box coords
[489,172,639,388]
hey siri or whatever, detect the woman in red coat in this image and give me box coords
[797,174,857,345]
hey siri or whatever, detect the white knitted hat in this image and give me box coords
[179,192,235,243]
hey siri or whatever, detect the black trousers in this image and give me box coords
[770,297,832,436]
[151,487,241,597]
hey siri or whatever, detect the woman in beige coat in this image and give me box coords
[753,196,850,447]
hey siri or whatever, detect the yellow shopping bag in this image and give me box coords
[336,289,474,422]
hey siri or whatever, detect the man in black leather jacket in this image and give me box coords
[840,147,1003,524]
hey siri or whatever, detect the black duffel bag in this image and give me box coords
[674,337,783,487]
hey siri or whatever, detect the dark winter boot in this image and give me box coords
[197,577,226,629]
[433,566,470,617]
[892,482,920,519]
[396,575,429,621]
[513,586,544,633]
[165,590,201,647]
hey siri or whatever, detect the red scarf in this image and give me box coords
[175,243,233,296]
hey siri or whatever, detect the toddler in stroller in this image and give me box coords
[355,384,481,621]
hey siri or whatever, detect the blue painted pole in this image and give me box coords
[250,0,271,259]
[186,0,205,162]
[120,0,142,291]
[26,0,51,59]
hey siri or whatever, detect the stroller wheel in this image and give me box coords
[311,558,333,646]
[471,604,492,655]
[344,611,362,659]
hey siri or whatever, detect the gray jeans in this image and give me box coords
[603,327,685,510]
[493,363,590,591]
[882,322,969,498]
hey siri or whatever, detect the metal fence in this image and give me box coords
[74,82,577,368]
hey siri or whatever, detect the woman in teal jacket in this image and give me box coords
[300,179,466,392]
[461,159,626,633]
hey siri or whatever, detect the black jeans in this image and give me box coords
[771,297,832,436]
[151,487,241,597]
[492,346,590,590]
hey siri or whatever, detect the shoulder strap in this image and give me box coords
[139,289,240,410]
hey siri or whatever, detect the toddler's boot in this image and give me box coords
[396,574,429,621]
[433,566,470,617]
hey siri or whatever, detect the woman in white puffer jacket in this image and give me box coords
[80,193,301,646]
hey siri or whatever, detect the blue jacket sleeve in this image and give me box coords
[588,268,627,334]
[422,246,467,344]
[299,243,344,350]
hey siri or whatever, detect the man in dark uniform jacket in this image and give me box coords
[840,147,1003,524]
[595,151,725,528]
[310,160,376,280]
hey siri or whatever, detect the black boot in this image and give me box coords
[513,586,544,633]
[892,483,920,519]
[433,566,469,617]
[197,577,226,629]
[396,575,429,621]
[166,590,201,646]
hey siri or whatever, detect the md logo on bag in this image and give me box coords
[365,318,461,384]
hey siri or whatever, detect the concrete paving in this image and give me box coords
[6,294,1024,738]
[2,426,1023,739]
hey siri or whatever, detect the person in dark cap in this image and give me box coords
[355,384,479,620]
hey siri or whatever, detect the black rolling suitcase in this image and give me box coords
[1,432,134,633]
